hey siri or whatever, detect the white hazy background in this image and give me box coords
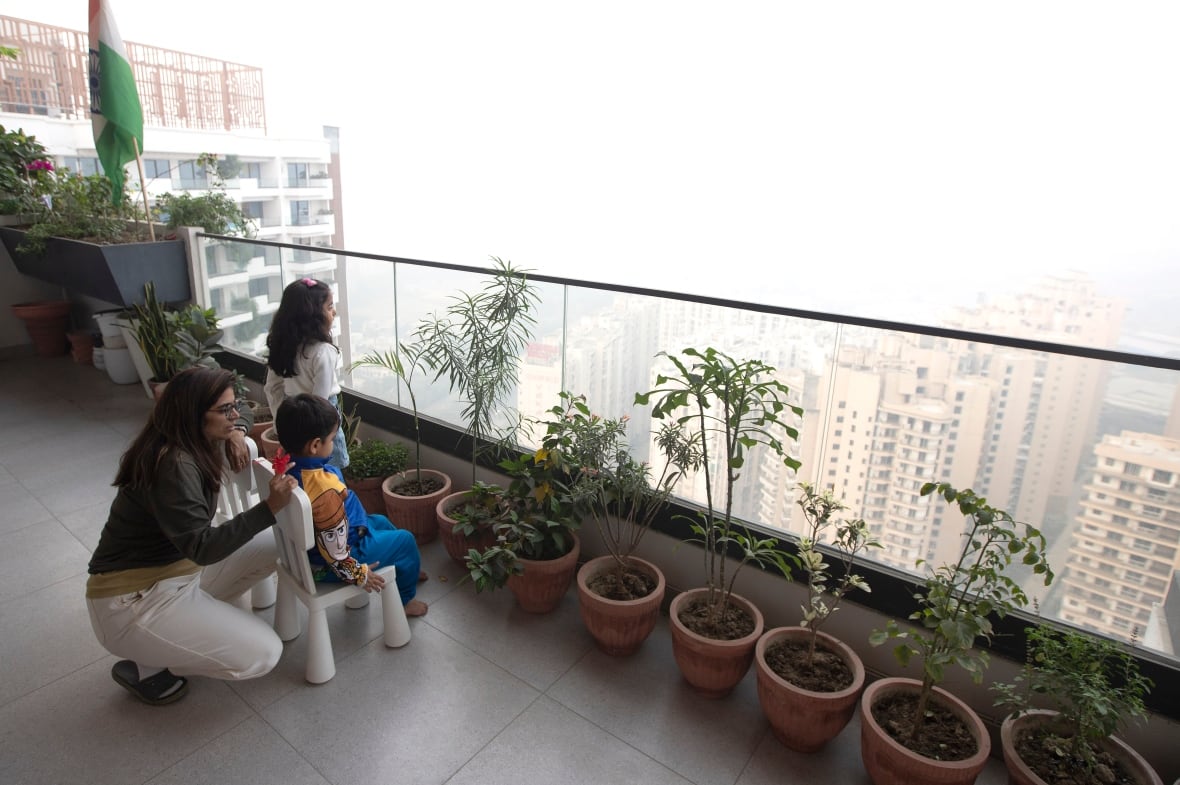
[8,1,1180,332]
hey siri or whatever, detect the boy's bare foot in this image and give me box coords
[405,599,428,617]
[418,570,428,583]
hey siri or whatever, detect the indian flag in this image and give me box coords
[88,0,143,205]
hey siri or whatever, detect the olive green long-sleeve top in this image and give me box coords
[88,447,276,577]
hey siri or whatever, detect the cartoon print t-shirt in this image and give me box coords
[287,457,369,586]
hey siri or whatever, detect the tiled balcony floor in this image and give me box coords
[0,355,1011,785]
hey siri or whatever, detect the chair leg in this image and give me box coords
[344,593,369,609]
[381,591,412,648]
[305,607,336,684]
[251,574,277,609]
[274,583,301,642]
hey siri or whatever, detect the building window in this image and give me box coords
[177,160,209,189]
[290,200,310,225]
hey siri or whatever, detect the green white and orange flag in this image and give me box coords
[88,0,143,205]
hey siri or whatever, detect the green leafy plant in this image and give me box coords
[129,282,224,382]
[153,190,254,236]
[993,622,1152,777]
[416,257,539,485]
[463,393,592,593]
[556,392,699,583]
[350,341,433,488]
[635,346,802,638]
[0,124,52,215]
[447,480,505,538]
[794,482,881,663]
[18,171,140,254]
[869,483,1054,746]
[342,438,409,482]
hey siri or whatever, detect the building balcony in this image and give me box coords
[1,234,1178,784]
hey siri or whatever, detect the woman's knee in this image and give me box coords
[223,625,283,680]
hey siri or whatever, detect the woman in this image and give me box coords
[86,367,298,705]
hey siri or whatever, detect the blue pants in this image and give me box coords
[318,514,420,605]
[326,394,350,470]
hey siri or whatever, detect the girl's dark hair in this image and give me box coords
[266,278,334,378]
[275,393,340,455]
[114,367,234,491]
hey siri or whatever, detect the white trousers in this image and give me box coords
[86,530,282,681]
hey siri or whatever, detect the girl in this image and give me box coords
[264,277,350,469]
[86,367,298,705]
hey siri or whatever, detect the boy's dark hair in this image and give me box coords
[275,394,340,455]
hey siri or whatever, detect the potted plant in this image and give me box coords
[129,282,224,396]
[462,393,591,613]
[635,346,803,697]
[416,256,539,487]
[436,480,505,565]
[993,622,1161,785]
[863,483,1054,785]
[567,392,699,655]
[351,342,452,545]
[342,438,409,515]
[415,257,539,558]
[753,483,880,751]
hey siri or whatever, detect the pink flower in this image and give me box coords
[26,160,54,172]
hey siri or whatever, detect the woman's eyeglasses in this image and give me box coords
[208,401,241,418]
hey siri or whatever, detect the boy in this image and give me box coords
[274,394,427,616]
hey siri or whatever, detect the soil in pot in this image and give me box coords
[764,639,854,692]
[678,596,757,640]
[396,475,446,495]
[871,691,979,761]
[1012,726,1143,785]
[587,565,657,601]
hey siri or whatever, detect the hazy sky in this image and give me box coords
[8,1,1180,330]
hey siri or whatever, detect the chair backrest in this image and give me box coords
[214,438,259,525]
[253,457,318,596]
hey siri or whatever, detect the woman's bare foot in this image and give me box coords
[418,570,428,583]
[405,599,428,617]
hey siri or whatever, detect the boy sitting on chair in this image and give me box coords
[274,394,428,616]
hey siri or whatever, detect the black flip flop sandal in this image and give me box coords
[111,660,189,706]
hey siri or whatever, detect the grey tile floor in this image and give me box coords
[0,355,1010,785]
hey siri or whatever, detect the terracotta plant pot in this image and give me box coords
[11,301,71,357]
[506,533,581,614]
[381,470,452,544]
[754,627,866,752]
[576,555,666,656]
[668,589,764,698]
[66,330,93,364]
[436,491,498,565]
[1001,710,1163,785]
[345,475,386,515]
[859,677,990,785]
[259,426,282,460]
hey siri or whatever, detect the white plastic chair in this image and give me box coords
[253,457,411,684]
[213,437,277,609]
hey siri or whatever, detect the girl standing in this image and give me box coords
[265,277,350,469]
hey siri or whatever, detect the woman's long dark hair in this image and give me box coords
[266,278,334,378]
[113,367,233,492]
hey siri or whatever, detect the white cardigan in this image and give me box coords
[264,341,343,416]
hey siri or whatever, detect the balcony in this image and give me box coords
[0,355,1011,785]
[2,236,1179,784]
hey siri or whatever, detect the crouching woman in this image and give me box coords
[85,367,298,705]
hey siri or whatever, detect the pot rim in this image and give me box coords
[669,588,765,648]
[755,626,866,699]
[860,676,991,769]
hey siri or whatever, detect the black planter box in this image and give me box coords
[0,226,191,306]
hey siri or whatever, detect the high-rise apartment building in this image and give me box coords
[0,15,343,354]
[1061,431,1180,648]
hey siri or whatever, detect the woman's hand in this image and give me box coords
[265,473,298,515]
[226,431,250,473]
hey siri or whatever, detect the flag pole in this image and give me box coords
[131,137,155,241]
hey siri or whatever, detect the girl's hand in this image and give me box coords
[265,473,298,515]
[362,563,386,593]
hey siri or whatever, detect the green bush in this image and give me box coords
[343,439,408,481]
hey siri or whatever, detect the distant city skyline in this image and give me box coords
[5,1,1180,338]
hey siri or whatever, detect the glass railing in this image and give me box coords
[200,234,1180,668]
